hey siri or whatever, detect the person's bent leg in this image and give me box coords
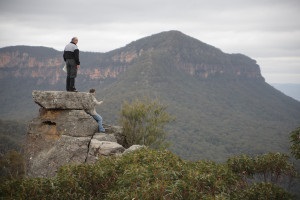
[93,114,105,132]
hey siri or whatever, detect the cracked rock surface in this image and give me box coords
[25,91,142,178]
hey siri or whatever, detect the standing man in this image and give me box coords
[63,37,80,92]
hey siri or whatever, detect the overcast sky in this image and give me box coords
[0,0,299,84]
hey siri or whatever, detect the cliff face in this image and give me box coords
[173,56,262,80]
[0,50,61,68]
[0,49,62,84]
[0,48,130,84]
[26,90,142,178]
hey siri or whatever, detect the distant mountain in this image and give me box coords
[1,30,300,161]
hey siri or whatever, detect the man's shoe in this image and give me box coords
[70,89,78,92]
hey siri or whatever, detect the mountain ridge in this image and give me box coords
[0,30,263,82]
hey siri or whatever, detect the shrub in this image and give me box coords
[227,152,297,195]
[234,182,294,200]
[0,178,55,200]
[120,98,174,149]
[0,149,295,199]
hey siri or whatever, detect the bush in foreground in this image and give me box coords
[0,148,296,199]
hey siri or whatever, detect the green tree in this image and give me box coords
[290,127,300,159]
[120,98,174,149]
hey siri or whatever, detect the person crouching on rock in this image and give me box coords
[86,89,105,133]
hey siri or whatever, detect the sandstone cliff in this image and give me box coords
[0,46,128,84]
[25,90,143,178]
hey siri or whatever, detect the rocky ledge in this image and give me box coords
[25,90,144,178]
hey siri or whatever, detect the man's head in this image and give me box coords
[89,88,96,94]
[71,37,78,44]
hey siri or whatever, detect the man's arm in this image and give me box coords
[92,96,103,105]
[63,51,66,61]
[74,49,80,65]
[95,100,103,105]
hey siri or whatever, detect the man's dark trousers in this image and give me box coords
[66,59,78,91]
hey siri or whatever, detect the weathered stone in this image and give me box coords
[93,133,117,142]
[26,135,91,178]
[28,108,98,137]
[87,140,125,162]
[91,140,125,156]
[123,145,145,154]
[32,90,95,110]
[104,125,128,147]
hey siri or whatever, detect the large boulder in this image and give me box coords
[26,107,98,177]
[92,132,117,142]
[26,135,91,177]
[87,138,125,163]
[89,140,125,156]
[32,90,95,110]
[28,108,98,137]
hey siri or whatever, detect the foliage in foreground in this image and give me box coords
[0,148,297,200]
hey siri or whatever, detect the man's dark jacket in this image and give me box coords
[63,42,80,65]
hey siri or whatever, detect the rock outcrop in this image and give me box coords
[32,90,95,110]
[25,90,142,178]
